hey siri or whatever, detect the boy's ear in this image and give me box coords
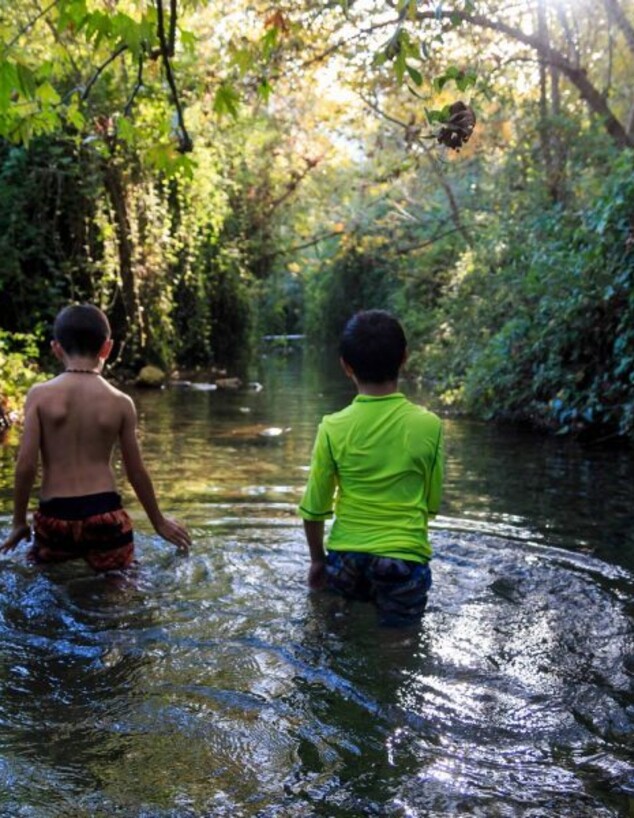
[401,347,408,366]
[99,338,114,360]
[50,340,65,362]
[339,356,355,379]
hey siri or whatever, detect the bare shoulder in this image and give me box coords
[25,377,61,405]
[106,383,137,416]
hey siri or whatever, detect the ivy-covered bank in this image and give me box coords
[411,154,634,440]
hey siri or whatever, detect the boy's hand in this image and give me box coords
[154,517,191,553]
[1,524,31,553]
[308,560,327,591]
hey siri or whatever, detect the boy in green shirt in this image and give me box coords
[299,310,443,626]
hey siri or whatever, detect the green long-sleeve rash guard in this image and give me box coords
[299,393,444,563]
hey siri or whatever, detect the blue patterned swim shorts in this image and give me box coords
[325,550,432,626]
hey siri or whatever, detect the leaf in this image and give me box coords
[425,106,450,124]
[231,47,253,76]
[113,12,143,54]
[180,30,197,53]
[372,51,389,67]
[66,103,85,131]
[394,50,406,83]
[456,70,478,91]
[116,115,135,144]
[0,61,17,113]
[257,79,273,102]
[213,83,240,118]
[57,0,88,32]
[261,26,279,60]
[406,64,422,85]
[36,82,61,105]
[16,63,37,99]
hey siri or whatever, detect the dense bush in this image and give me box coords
[0,137,257,374]
[420,152,634,438]
[0,332,48,423]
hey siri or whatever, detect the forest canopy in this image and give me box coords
[1,0,633,438]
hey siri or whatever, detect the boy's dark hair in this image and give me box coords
[53,304,111,356]
[339,310,407,383]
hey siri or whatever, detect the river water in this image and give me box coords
[0,349,632,817]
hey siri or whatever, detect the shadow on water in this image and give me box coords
[0,346,632,817]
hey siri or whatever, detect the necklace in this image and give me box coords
[65,368,101,375]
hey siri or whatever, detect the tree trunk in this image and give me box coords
[102,162,142,360]
[603,0,634,56]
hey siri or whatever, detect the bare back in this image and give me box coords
[32,374,130,499]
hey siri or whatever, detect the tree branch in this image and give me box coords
[270,229,344,259]
[300,16,400,69]
[416,8,633,149]
[124,53,144,117]
[2,0,60,57]
[156,0,193,152]
[359,93,471,243]
[266,155,326,214]
[168,0,177,56]
[393,226,466,256]
[603,0,634,56]
[81,45,128,101]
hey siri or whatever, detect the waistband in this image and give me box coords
[38,492,124,519]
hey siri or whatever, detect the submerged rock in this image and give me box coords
[216,377,242,390]
[213,424,292,444]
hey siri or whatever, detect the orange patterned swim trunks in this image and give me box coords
[30,492,134,572]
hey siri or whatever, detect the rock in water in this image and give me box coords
[136,365,166,388]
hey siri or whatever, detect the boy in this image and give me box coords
[1,304,190,570]
[299,310,443,626]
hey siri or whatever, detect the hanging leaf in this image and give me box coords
[406,64,423,85]
[16,63,37,99]
[213,83,240,118]
[257,79,273,101]
[36,81,61,105]
[0,61,17,112]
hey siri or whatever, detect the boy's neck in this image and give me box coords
[356,380,399,397]
[63,355,102,373]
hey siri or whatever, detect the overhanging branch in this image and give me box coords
[156,0,193,152]
[417,7,633,149]
[81,45,128,101]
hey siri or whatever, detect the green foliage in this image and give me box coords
[0,331,48,414]
[423,151,634,438]
[0,139,97,336]
[304,240,400,342]
[1,0,634,445]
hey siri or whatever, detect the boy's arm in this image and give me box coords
[427,423,444,517]
[1,389,40,552]
[119,397,191,553]
[304,520,327,590]
[298,422,337,588]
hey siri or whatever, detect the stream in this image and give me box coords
[0,348,632,817]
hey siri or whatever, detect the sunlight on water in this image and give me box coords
[0,351,633,816]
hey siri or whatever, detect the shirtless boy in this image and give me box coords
[1,304,190,570]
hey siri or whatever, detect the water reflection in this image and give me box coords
[0,348,632,816]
